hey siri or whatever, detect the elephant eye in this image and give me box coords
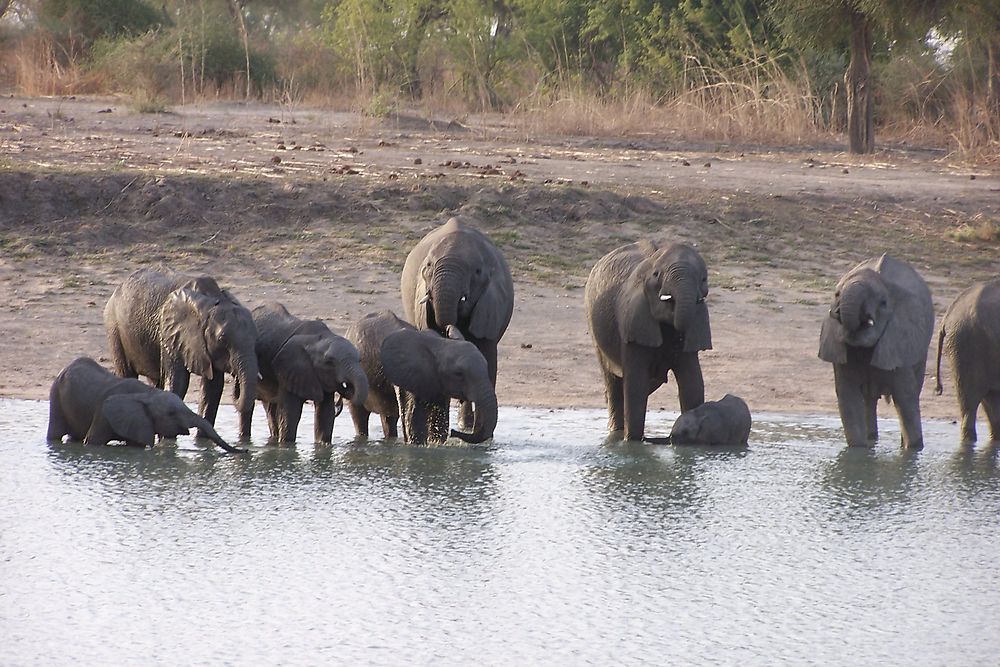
[652,270,660,278]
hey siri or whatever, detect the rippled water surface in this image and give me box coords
[4,398,1000,665]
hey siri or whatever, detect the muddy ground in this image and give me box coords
[1,95,998,426]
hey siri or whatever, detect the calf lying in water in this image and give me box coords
[661,394,752,446]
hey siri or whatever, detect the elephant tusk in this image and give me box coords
[866,318,875,327]
[460,295,468,302]
[334,396,344,417]
[659,294,672,302]
[419,293,430,305]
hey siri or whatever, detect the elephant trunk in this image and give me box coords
[345,365,370,407]
[233,352,258,440]
[669,275,699,333]
[430,263,463,328]
[838,282,864,333]
[451,382,497,444]
[194,415,245,454]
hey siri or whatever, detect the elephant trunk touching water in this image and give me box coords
[449,377,498,444]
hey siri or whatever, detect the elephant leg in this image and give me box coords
[479,341,498,388]
[278,391,304,445]
[957,385,981,443]
[673,352,705,413]
[834,364,870,447]
[263,401,280,443]
[199,373,225,434]
[349,402,370,439]
[981,391,1000,442]
[107,326,137,379]
[46,402,68,442]
[599,358,624,434]
[314,396,337,444]
[397,388,411,443]
[892,372,924,450]
[865,391,879,442]
[622,346,652,442]
[404,394,429,445]
[381,413,399,439]
[165,365,191,400]
[458,400,474,431]
[428,398,450,444]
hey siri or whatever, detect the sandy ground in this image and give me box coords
[1,95,998,425]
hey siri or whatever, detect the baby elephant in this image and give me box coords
[668,394,752,446]
[47,357,241,453]
[347,310,498,445]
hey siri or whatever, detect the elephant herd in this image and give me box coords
[46,215,1000,453]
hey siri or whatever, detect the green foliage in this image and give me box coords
[39,0,162,50]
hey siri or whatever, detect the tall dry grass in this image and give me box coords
[12,36,105,96]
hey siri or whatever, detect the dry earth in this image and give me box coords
[1,95,998,426]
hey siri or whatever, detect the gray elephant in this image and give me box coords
[47,357,242,453]
[584,240,712,442]
[935,277,1000,443]
[104,269,258,440]
[668,394,752,446]
[346,310,498,445]
[253,302,369,445]
[400,217,513,428]
[819,254,934,449]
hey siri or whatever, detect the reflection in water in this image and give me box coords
[4,401,1000,665]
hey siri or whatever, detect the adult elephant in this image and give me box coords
[819,254,934,449]
[584,240,712,442]
[934,277,1000,443]
[253,302,368,445]
[104,268,258,440]
[48,357,241,453]
[346,310,497,445]
[400,217,513,426]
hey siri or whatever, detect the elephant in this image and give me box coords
[584,240,712,442]
[668,394,752,446]
[346,310,498,445]
[400,217,513,428]
[934,277,1000,443]
[47,357,242,453]
[104,268,258,440]
[819,254,934,449]
[252,302,369,445]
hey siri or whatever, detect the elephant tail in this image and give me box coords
[934,324,945,396]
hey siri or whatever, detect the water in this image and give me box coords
[3,398,999,665]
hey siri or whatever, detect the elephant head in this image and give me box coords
[86,391,240,452]
[160,286,259,423]
[413,218,511,341]
[381,329,498,444]
[621,242,712,352]
[819,255,932,371]
[273,327,370,407]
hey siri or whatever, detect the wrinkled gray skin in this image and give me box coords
[346,310,498,445]
[47,357,241,453]
[819,254,934,449]
[104,269,258,441]
[935,277,1000,443]
[253,302,369,445]
[669,394,752,446]
[400,218,513,429]
[584,241,712,442]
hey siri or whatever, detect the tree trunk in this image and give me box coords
[845,9,874,154]
[227,0,251,98]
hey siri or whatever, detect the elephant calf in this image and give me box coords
[47,357,241,453]
[253,303,369,445]
[668,394,752,446]
[935,277,1000,443]
[346,310,498,445]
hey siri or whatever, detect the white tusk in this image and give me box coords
[342,382,348,390]
[419,293,430,305]
[460,295,468,302]
[866,318,875,327]
[659,294,672,302]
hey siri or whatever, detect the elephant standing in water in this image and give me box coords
[585,241,712,442]
[401,217,513,428]
[819,254,934,449]
[48,357,241,453]
[347,310,498,445]
[104,269,259,440]
[935,277,1000,443]
[253,302,368,445]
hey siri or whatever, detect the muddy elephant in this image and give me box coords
[935,277,1000,443]
[669,394,752,446]
[346,310,498,445]
[819,254,934,449]
[400,217,513,428]
[253,303,369,445]
[104,269,258,440]
[584,240,712,442]
[47,357,241,452]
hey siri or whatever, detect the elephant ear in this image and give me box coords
[97,394,156,447]
[273,335,324,402]
[469,272,511,341]
[683,303,713,352]
[818,315,847,364]
[160,289,215,380]
[619,275,662,348]
[871,257,933,371]
[381,330,442,401]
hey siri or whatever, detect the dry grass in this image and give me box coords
[949,216,1000,243]
[12,36,105,96]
